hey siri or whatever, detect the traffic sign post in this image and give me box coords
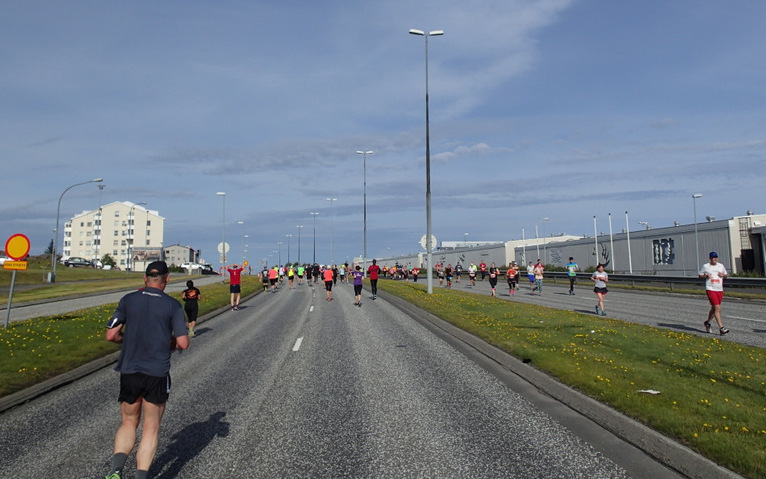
[4,234,30,328]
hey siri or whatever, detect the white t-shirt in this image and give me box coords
[699,262,727,292]
[592,271,608,289]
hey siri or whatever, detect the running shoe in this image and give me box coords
[105,472,122,479]
[601,310,607,316]
[595,306,600,315]
[720,328,730,336]
[703,321,711,333]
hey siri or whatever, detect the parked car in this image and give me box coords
[0,257,10,265]
[200,264,219,275]
[63,257,93,268]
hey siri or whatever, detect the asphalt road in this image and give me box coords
[0,279,701,479]
[436,274,766,350]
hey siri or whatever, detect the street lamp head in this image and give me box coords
[93,178,104,183]
[692,194,702,199]
[356,150,373,155]
[216,192,225,196]
[409,29,443,37]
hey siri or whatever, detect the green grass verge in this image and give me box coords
[377,280,766,479]
[0,276,260,398]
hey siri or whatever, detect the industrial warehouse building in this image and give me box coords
[374,213,766,277]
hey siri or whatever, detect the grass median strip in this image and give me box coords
[378,280,766,479]
[0,277,259,398]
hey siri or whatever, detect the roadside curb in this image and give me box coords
[378,289,742,479]
[0,290,260,414]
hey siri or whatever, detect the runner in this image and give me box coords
[488,262,499,297]
[526,262,536,290]
[445,264,453,288]
[566,257,579,295]
[181,280,201,338]
[468,262,477,286]
[479,261,487,281]
[268,266,278,293]
[506,262,518,296]
[532,259,544,295]
[591,263,609,315]
[287,265,295,290]
[103,261,189,479]
[454,262,463,283]
[260,267,269,292]
[367,259,381,299]
[351,265,365,306]
[699,251,730,335]
[323,265,334,301]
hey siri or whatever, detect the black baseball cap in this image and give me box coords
[146,260,169,276]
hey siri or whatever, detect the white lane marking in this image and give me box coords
[729,315,766,323]
[293,337,304,351]
[310,306,314,312]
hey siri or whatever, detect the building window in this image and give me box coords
[115,211,120,217]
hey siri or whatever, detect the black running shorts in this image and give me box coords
[119,372,170,405]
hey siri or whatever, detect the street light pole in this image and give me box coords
[356,150,373,271]
[326,198,337,265]
[277,241,283,266]
[310,212,319,264]
[296,225,303,264]
[285,234,293,265]
[51,178,103,282]
[238,221,245,264]
[410,28,443,295]
[216,192,226,271]
[692,194,702,273]
[128,202,147,272]
[542,217,550,265]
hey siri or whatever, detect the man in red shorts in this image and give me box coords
[699,251,729,335]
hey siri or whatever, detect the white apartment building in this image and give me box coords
[64,201,164,270]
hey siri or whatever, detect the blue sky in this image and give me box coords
[1,1,765,266]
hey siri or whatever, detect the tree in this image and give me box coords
[44,239,54,255]
[101,254,116,267]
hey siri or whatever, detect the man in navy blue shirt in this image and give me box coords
[103,261,189,479]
